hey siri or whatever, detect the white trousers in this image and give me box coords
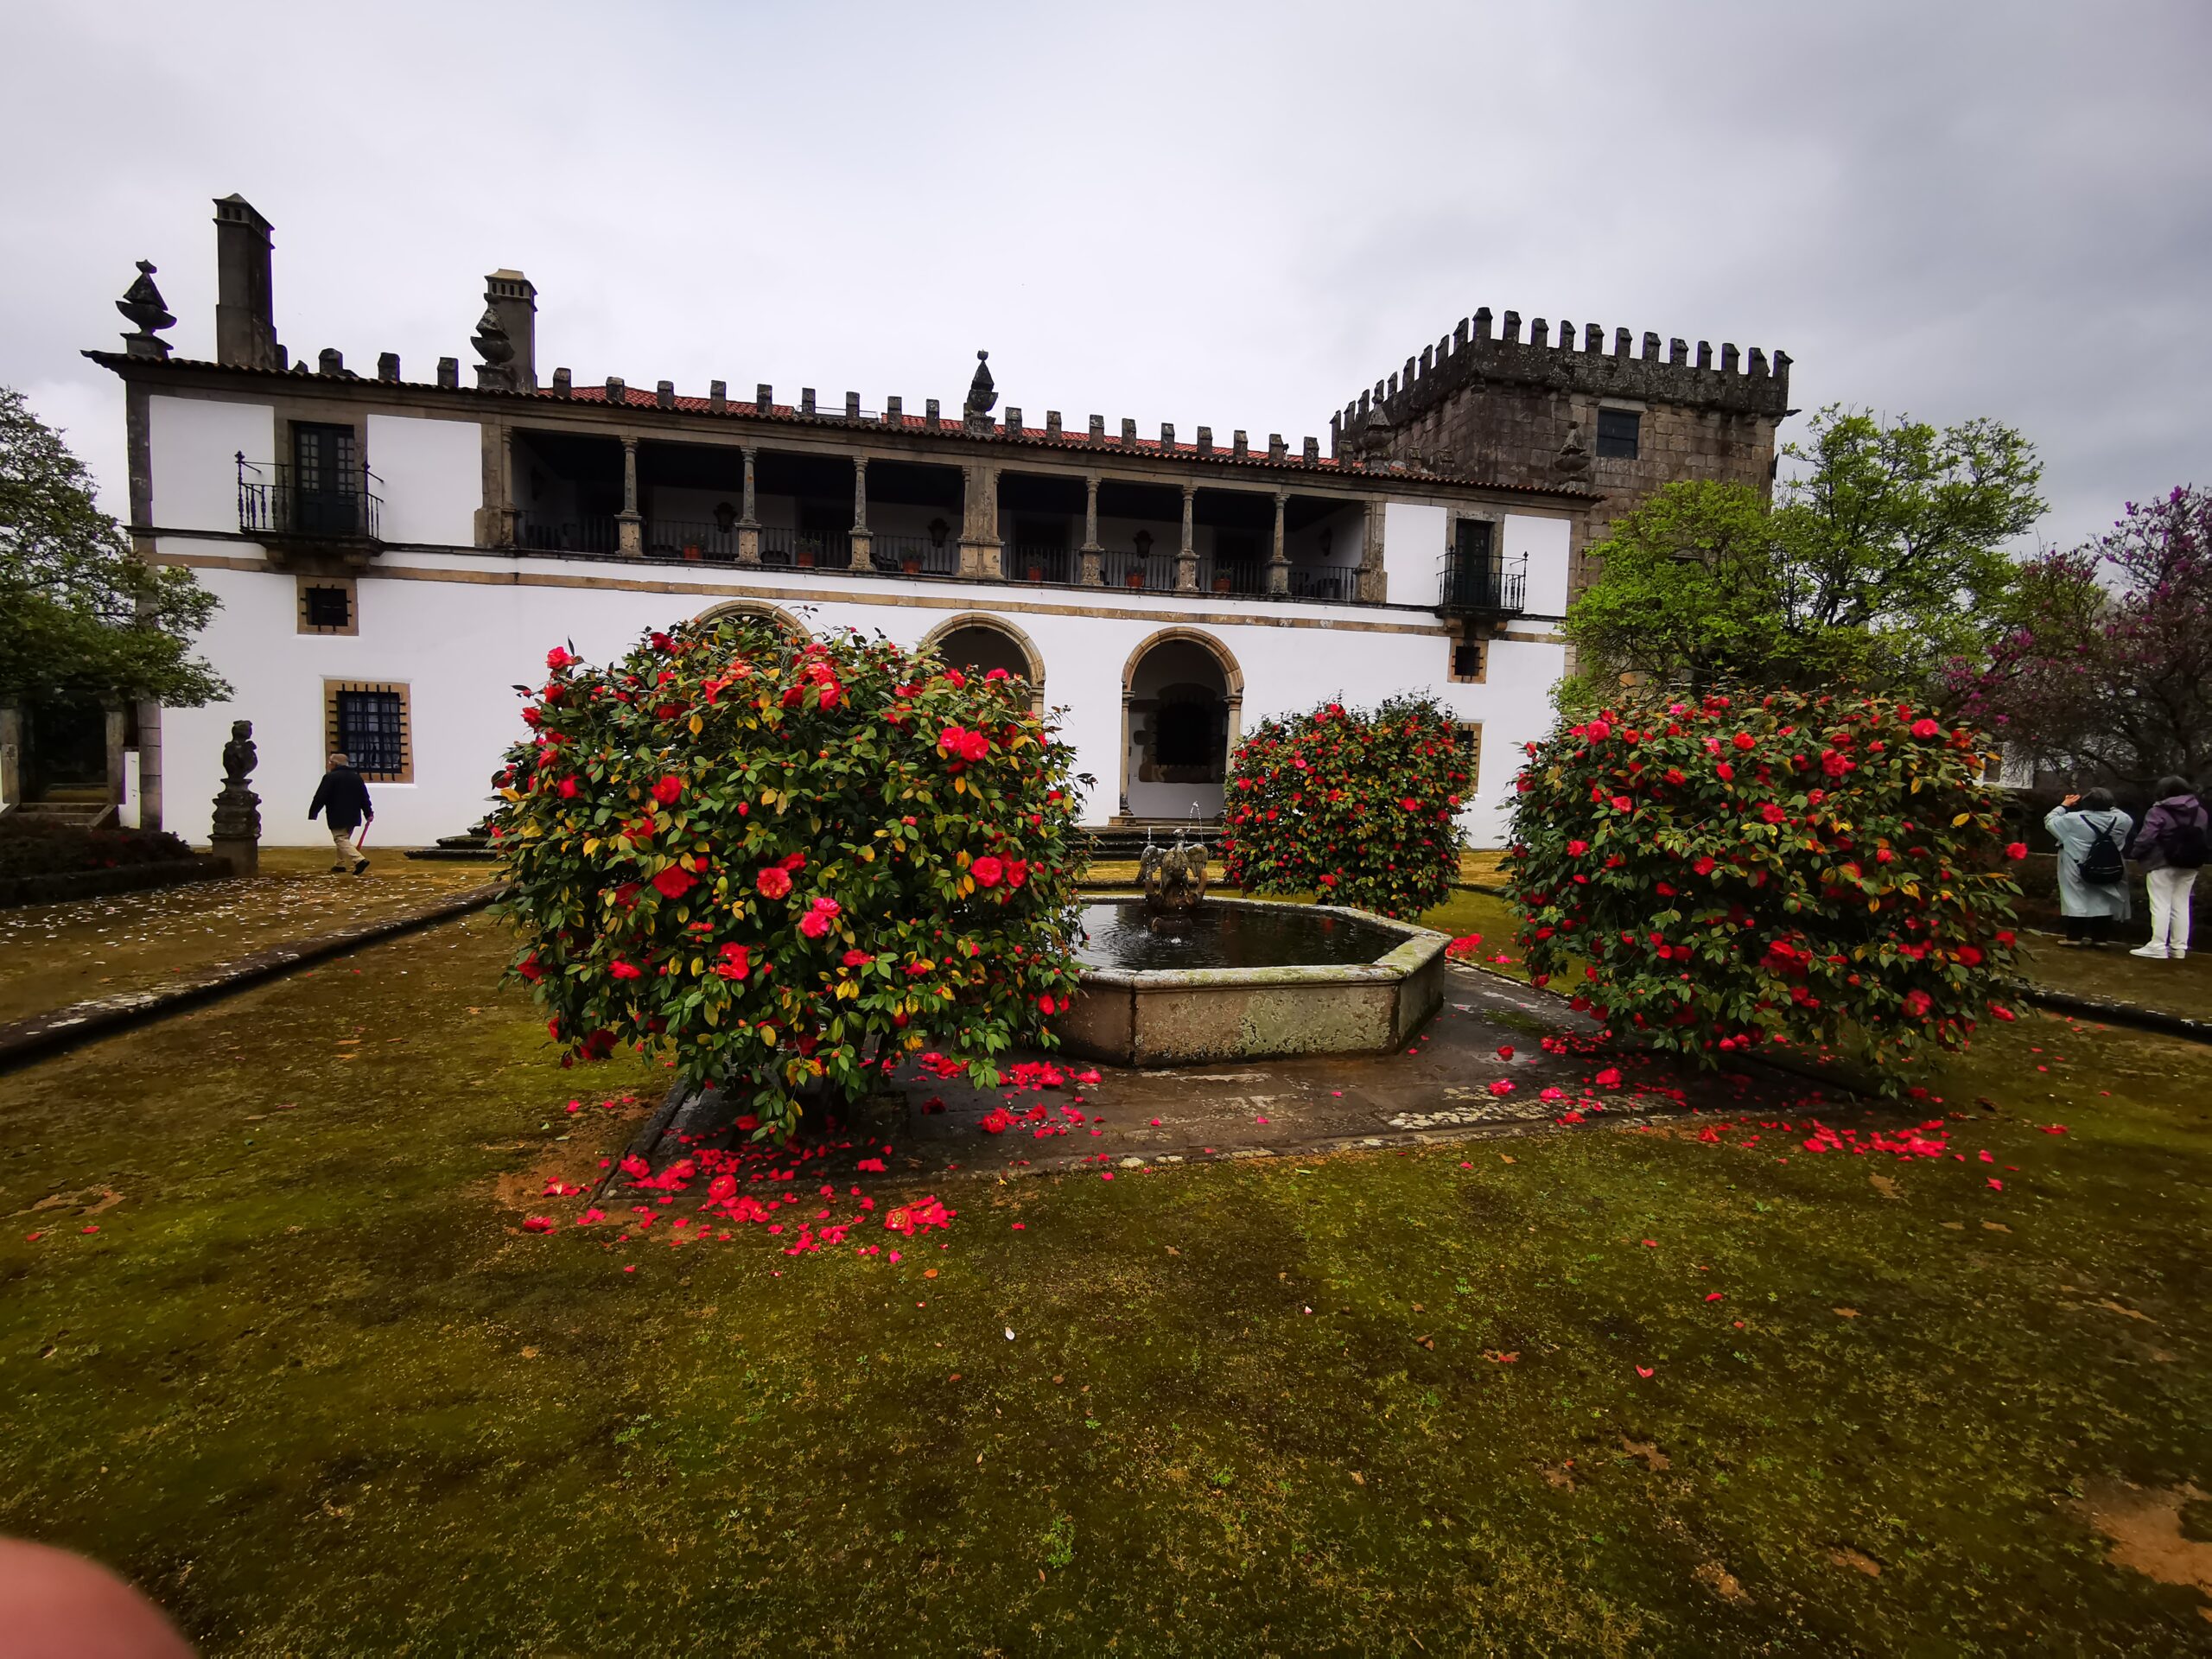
[2146,867,2197,954]
[330,825,363,867]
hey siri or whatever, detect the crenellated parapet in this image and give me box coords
[1332,307,1790,456]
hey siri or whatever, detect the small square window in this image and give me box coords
[1596,408,1641,460]
[1449,637,1486,683]
[297,575,358,635]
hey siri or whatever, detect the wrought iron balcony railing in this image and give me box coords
[521,514,622,555]
[236,456,383,542]
[1438,549,1528,615]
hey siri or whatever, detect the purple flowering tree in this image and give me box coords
[1953,486,2211,788]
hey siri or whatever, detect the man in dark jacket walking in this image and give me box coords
[308,752,374,874]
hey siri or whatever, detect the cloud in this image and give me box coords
[3,0,2206,548]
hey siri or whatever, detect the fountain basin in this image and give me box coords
[1059,897,1451,1066]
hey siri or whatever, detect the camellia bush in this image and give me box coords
[492,615,1087,1135]
[1218,693,1468,918]
[1504,689,2026,1084]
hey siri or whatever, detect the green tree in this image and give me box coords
[0,385,227,709]
[1562,406,2043,701]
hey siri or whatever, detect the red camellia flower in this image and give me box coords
[2005,842,2028,860]
[608,959,644,980]
[1038,994,1058,1014]
[971,855,1005,888]
[1593,1067,1623,1089]
[515,953,544,982]
[1955,944,1983,965]
[1694,855,1718,876]
[1760,802,1789,824]
[651,865,696,899]
[1611,795,1632,811]
[1715,762,1734,781]
[1989,1003,2017,1021]
[714,943,751,980]
[842,949,871,968]
[1567,839,1590,856]
[652,774,683,805]
[756,867,793,899]
[557,776,579,798]
[546,646,572,671]
[1910,718,1942,739]
[798,896,842,940]
[1732,732,1756,751]
[1586,720,1612,741]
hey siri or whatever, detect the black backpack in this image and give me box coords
[2079,818,2126,886]
[2164,808,2209,869]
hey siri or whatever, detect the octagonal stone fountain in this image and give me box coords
[1058,841,1450,1066]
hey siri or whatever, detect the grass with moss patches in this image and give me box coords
[2,913,2209,1651]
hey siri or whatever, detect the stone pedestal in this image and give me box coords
[209,718,261,877]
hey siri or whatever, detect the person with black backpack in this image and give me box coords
[2126,774,2207,960]
[2044,788,2134,947]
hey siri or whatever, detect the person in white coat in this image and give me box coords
[2044,788,2133,947]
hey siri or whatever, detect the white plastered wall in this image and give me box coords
[155,545,1564,849]
[1382,501,1447,607]
[1506,511,1573,617]
[149,396,274,531]
[366,414,482,546]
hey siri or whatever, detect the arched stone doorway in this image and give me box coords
[918,613,1046,709]
[1119,628,1242,823]
[691,598,808,639]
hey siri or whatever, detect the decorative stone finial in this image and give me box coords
[472,304,514,389]
[963,350,996,421]
[1554,421,1592,479]
[117,261,175,360]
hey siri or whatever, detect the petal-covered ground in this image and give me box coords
[3,908,2209,1652]
[0,847,491,1026]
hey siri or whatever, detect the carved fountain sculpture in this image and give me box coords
[1137,836,1209,931]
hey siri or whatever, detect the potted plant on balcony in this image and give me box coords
[900,550,923,575]
[795,545,817,569]
[1211,571,1232,594]
[1026,558,1046,583]
[682,541,703,563]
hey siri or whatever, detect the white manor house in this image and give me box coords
[67,194,1791,850]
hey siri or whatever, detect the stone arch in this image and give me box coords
[1117,627,1243,823]
[690,598,808,639]
[918,612,1046,695]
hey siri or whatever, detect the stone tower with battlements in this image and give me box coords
[1332,308,1793,596]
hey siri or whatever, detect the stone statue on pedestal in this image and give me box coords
[1139,838,1209,931]
[210,719,261,875]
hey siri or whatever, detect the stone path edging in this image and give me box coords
[0,856,228,911]
[2015,983,2212,1045]
[0,882,507,1074]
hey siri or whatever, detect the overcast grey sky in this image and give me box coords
[5,1,2206,550]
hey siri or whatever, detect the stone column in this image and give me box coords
[134,699,163,830]
[1357,499,1387,604]
[1267,491,1289,595]
[1175,483,1198,592]
[477,423,518,548]
[1079,474,1103,585]
[617,436,643,556]
[105,709,128,817]
[849,455,872,567]
[0,706,21,811]
[959,461,1001,580]
[737,446,760,564]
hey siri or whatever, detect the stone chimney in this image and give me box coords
[483,270,537,390]
[213,194,283,370]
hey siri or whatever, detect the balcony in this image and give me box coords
[236,456,383,554]
[1438,548,1527,617]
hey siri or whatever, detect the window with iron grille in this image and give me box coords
[1450,636,1486,683]
[301,583,352,632]
[1595,408,1641,460]
[326,682,411,782]
[1454,721,1483,783]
